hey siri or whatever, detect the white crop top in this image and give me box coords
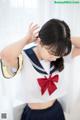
[1,46,67,103]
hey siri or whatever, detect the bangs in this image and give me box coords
[46,40,72,57]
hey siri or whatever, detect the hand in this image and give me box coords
[26,23,39,43]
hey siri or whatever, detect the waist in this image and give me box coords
[28,99,56,110]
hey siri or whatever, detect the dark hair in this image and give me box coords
[39,19,72,72]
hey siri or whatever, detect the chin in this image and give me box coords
[44,59,54,62]
[48,59,56,62]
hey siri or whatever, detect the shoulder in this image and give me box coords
[22,43,37,65]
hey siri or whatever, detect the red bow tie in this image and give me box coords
[37,74,59,95]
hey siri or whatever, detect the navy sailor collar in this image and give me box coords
[24,46,57,75]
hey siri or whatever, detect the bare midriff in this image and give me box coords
[28,99,56,110]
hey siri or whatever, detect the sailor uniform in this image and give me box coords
[12,46,66,104]
[1,45,66,120]
[1,45,67,102]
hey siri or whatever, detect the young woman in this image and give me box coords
[0,19,72,120]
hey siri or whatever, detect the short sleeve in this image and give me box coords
[0,53,23,79]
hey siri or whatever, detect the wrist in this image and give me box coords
[23,35,31,45]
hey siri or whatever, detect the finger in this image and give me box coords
[29,22,40,28]
[34,32,39,38]
[29,22,38,28]
[33,29,39,37]
[32,26,40,31]
[33,27,40,33]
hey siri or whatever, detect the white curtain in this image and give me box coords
[0,0,80,120]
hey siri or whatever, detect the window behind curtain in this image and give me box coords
[0,0,38,49]
[10,0,38,8]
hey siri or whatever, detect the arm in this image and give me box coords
[0,36,30,68]
[71,37,80,48]
[0,23,39,68]
[0,23,39,77]
[71,37,80,58]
